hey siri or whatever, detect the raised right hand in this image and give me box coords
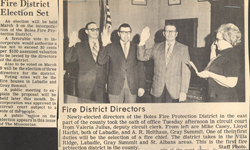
[68,31,80,47]
[139,26,150,45]
[101,27,111,46]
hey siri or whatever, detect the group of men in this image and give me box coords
[65,22,191,103]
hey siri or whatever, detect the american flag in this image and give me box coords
[99,0,112,33]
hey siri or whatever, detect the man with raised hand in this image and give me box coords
[137,23,191,103]
[65,22,107,103]
[98,23,145,103]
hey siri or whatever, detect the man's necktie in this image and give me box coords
[92,42,98,62]
[124,43,128,59]
[165,43,172,67]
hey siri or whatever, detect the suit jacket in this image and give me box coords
[98,41,145,95]
[138,41,191,99]
[65,41,107,96]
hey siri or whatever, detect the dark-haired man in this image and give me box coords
[138,24,191,103]
[65,22,107,102]
[98,23,145,103]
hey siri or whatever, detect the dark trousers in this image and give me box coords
[153,86,179,103]
[78,82,105,103]
[109,76,137,103]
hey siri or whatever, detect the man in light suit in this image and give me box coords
[65,22,107,103]
[98,23,145,103]
[137,23,191,103]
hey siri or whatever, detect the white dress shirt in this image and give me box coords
[120,40,130,59]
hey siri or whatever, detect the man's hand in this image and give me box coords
[139,27,150,46]
[197,70,211,78]
[138,88,145,97]
[101,27,111,46]
[179,92,186,102]
[69,31,80,47]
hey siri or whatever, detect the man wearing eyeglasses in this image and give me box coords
[137,23,191,103]
[98,23,145,103]
[65,22,107,103]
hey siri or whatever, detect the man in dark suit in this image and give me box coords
[65,22,106,103]
[137,23,191,103]
[98,23,145,103]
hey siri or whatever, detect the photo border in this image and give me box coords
[131,0,147,6]
[169,0,181,6]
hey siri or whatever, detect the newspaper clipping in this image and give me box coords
[0,0,58,127]
[59,0,249,150]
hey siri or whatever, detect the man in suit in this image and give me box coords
[137,23,191,103]
[98,23,145,103]
[65,22,107,103]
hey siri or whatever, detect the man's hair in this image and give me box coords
[164,23,177,32]
[118,23,132,32]
[85,22,96,29]
[216,23,241,46]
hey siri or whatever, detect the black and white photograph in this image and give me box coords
[59,0,249,150]
[63,0,246,103]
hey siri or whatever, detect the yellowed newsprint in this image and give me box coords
[0,0,58,127]
[58,0,249,150]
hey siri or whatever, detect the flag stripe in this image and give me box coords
[99,0,112,33]
[106,2,111,26]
